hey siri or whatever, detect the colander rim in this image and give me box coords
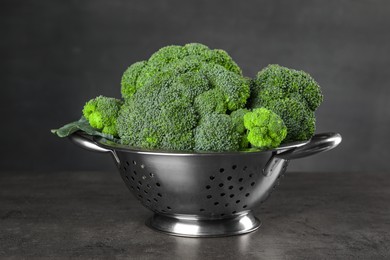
[92,134,310,156]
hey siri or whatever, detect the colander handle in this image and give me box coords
[276,132,342,160]
[68,131,112,153]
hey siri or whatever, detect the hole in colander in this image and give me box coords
[230,194,235,198]
[214,202,219,206]
[207,195,212,199]
[125,176,129,180]
[131,176,135,181]
[143,190,148,194]
[147,199,151,203]
[243,166,247,171]
[238,178,243,182]
[123,167,127,171]
[205,185,211,189]
[220,213,225,217]
[232,211,237,214]
[219,183,224,187]
[220,193,226,197]
[200,209,205,212]
[219,168,225,173]
[243,205,247,209]
[161,210,166,213]
[239,186,243,191]
[140,164,145,169]
[126,161,130,166]
[236,200,241,204]
[149,173,154,178]
[133,160,136,165]
[130,186,134,190]
[210,176,215,180]
[136,186,140,191]
[167,206,171,210]
[228,185,234,190]
[227,176,232,181]
[133,171,137,175]
[156,182,161,187]
[225,203,229,207]
[138,181,142,186]
[251,182,255,186]
[138,194,143,199]
[249,173,253,178]
[153,198,158,202]
[146,184,151,189]
[245,193,250,197]
[157,193,162,197]
[232,165,237,170]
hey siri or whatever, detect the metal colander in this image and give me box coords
[69,132,341,237]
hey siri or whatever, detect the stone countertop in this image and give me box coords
[0,171,389,259]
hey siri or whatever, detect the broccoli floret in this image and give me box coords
[202,63,250,111]
[266,98,315,142]
[82,96,123,136]
[243,108,287,149]
[121,61,147,99]
[249,64,322,142]
[194,88,227,116]
[117,71,198,150]
[230,108,250,149]
[194,113,240,151]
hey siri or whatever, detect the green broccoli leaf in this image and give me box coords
[51,117,117,141]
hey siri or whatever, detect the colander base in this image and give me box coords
[145,211,261,237]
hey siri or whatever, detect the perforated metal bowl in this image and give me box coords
[69,132,341,237]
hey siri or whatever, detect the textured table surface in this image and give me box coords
[1,171,389,259]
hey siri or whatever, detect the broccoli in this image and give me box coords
[54,43,325,152]
[230,108,250,149]
[117,43,250,151]
[194,88,227,116]
[243,108,287,149]
[120,43,243,100]
[249,64,323,142]
[82,96,123,136]
[194,113,240,151]
[121,61,147,99]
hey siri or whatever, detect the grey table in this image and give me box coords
[1,171,389,259]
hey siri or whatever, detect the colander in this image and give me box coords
[69,132,341,237]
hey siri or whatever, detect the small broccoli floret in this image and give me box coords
[194,113,240,151]
[194,88,227,116]
[243,107,287,149]
[249,64,322,142]
[121,61,147,99]
[82,96,123,136]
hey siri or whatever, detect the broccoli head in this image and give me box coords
[116,43,250,151]
[249,64,322,142]
[120,43,242,99]
[243,107,287,149]
[194,113,240,151]
[82,96,123,136]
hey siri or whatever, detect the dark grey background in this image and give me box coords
[1,0,389,173]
